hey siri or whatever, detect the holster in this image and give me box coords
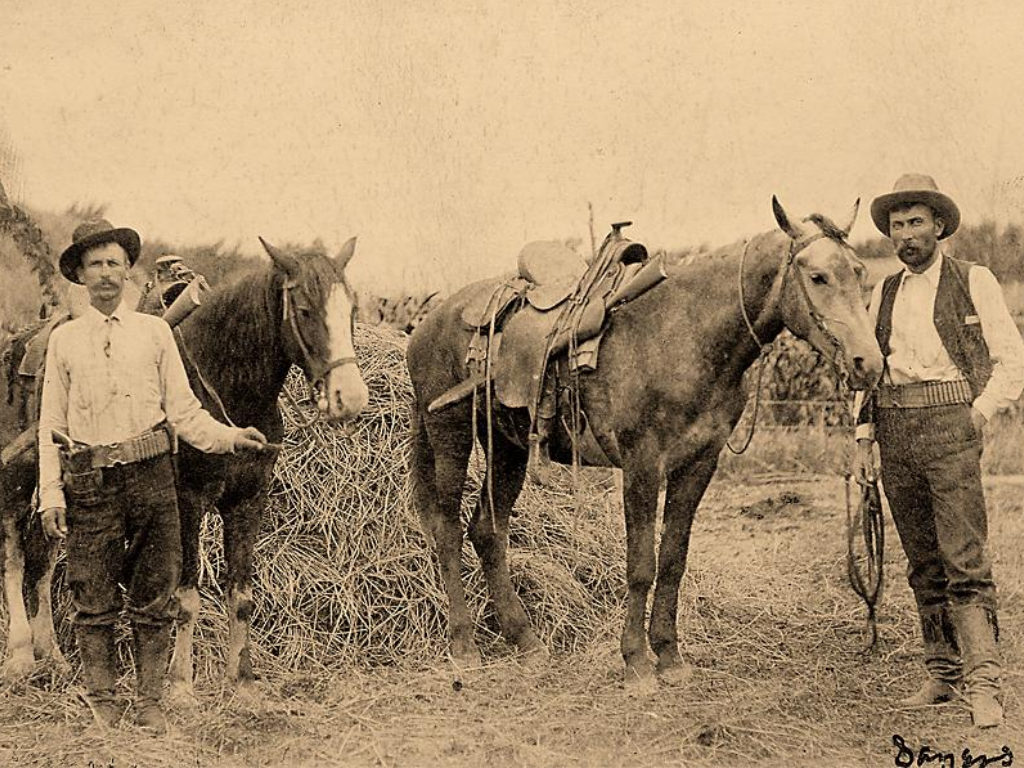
[58,444,104,507]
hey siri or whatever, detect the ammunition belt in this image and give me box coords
[79,427,173,469]
[875,379,973,409]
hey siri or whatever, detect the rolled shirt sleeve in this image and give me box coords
[969,265,1024,420]
[156,322,241,453]
[37,327,70,511]
[853,280,884,442]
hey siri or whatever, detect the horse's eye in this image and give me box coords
[810,273,828,286]
[298,307,312,318]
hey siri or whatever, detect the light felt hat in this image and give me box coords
[870,173,961,240]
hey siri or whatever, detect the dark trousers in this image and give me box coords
[65,454,182,627]
[875,403,995,610]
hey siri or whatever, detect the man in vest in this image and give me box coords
[38,220,268,733]
[854,174,1024,728]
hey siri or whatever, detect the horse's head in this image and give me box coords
[259,237,370,423]
[771,197,883,391]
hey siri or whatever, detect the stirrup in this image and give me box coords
[526,435,552,485]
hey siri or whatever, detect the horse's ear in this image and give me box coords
[772,195,804,240]
[335,236,357,272]
[838,198,860,238]
[259,236,300,277]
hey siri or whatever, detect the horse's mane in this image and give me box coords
[802,213,849,242]
[181,266,285,399]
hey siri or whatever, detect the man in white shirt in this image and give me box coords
[38,219,267,733]
[854,174,1024,729]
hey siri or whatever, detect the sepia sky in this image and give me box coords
[2,0,1024,292]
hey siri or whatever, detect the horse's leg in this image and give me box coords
[412,405,478,665]
[168,488,202,703]
[619,459,661,688]
[22,513,67,668]
[467,434,545,657]
[1,514,34,679]
[649,450,719,685]
[221,495,262,687]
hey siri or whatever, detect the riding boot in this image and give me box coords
[900,604,961,707]
[75,625,122,728]
[950,603,1002,729]
[132,622,171,734]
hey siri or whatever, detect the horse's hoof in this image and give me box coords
[167,683,199,711]
[516,639,550,667]
[449,643,483,671]
[1,653,35,682]
[43,649,71,674]
[656,659,693,688]
[624,668,659,698]
[623,654,657,693]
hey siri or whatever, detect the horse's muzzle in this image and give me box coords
[844,348,883,391]
[322,363,369,423]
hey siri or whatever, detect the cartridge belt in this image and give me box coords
[875,379,972,409]
[76,427,174,469]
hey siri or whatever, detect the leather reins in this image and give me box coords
[727,230,853,454]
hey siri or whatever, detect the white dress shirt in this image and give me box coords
[855,248,1024,440]
[38,300,240,510]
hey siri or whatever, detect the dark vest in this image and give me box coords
[875,255,993,398]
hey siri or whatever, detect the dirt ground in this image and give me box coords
[2,472,1022,768]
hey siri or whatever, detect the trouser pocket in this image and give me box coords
[63,467,105,506]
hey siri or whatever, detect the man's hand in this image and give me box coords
[853,438,877,484]
[233,426,268,451]
[970,407,987,437]
[41,507,67,539]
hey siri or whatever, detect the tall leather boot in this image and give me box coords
[900,604,961,706]
[75,625,122,728]
[950,603,1002,729]
[132,622,171,734]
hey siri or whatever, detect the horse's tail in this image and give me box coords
[408,400,438,547]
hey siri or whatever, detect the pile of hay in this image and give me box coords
[186,324,626,680]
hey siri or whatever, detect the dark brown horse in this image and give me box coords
[167,238,368,699]
[406,199,883,686]
[0,238,368,693]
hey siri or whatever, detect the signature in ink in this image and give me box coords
[893,734,1013,768]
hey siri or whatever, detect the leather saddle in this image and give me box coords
[432,224,664,417]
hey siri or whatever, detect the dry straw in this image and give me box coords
[184,323,625,681]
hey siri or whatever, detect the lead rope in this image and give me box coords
[727,238,770,455]
[845,472,885,651]
[174,327,238,428]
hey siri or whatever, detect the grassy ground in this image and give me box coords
[2,463,1022,767]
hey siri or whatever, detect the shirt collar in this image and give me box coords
[85,298,132,324]
[900,245,946,289]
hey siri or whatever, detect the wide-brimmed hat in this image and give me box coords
[59,219,141,283]
[870,173,960,240]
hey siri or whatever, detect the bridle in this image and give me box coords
[728,229,855,454]
[738,230,851,376]
[282,277,359,396]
